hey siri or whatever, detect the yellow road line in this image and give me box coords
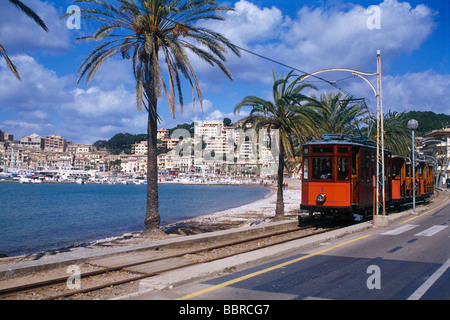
[176,234,372,300]
[400,200,449,225]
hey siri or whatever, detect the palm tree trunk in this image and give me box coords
[143,74,161,235]
[275,141,285,221]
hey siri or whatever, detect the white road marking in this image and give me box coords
[407,257,450,300]
[381,224,419,236]
[414,225,448,237]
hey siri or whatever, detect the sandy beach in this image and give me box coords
[162,178,302,235]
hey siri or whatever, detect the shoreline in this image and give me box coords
[162,178,301,235]
[0,178,302,260]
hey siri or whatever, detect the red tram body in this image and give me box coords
[300,134,434,220]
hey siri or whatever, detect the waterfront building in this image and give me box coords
[120,154,147,174]
[157,128,170,140]
[45,152,72,169]
[1,142,32,169]
[1,132,14,142]
[66,142,93,155]
[132,140,148,155]
[157,152,174,171]
[420,127,450,184]
[20,133,44,150]
[44,135,67,153]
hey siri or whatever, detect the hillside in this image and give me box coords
[92,111,449,154]
[404,111,450,136]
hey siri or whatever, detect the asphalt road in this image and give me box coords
[148,200,449,301]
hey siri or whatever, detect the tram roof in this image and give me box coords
[303,134,378,149]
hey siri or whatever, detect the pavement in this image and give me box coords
[1,188,448,299]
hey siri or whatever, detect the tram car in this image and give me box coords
[391,156,434,206]
[300,134,434,221]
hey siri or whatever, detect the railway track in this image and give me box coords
[0,221,343,300]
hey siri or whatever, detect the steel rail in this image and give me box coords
[1,221,339,299]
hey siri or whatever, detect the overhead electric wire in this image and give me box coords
[118,12,370,111]
[233,45,354,97]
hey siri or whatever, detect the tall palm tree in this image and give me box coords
[70,0,240,235]
[311,92,368,136]
[0,0,48,80]
[234,70,318,221]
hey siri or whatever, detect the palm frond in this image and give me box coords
[9,0,48,31]
[0,44,20,80]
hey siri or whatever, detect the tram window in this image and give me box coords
[312,158,333,180]
[393,165,401,178]
[352,153,357,175]
[361,151,366,182]
[303,157,309,180]
[337,158,349,180]
[338,147,348,154]
[312,147,333,154]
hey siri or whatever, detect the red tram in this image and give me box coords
[300,134,434,220]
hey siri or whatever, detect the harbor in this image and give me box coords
[0,168,279,186]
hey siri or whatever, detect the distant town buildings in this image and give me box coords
[419,127,450,184]
[1,124,449,182]
[0,121,280,176]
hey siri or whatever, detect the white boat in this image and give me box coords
[31,177,42,184]
[19,176,32,184]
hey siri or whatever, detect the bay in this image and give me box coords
[0,183,270,257]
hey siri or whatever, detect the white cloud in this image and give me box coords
[329,70,450,115]
[63,86,135,119]
[382,71,450,114]
[0,119,53,140]
[220,0,285,46]
[196,0,436,83]
[0,54,146,143]
[0,54,72,109]
[0,0,71,53]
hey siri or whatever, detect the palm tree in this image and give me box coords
[0,0,48,80]
[234,70,318,221]
[379,110,411,157]
[311,92,368,136]
[70,0,240,235]
[360,110,411,157]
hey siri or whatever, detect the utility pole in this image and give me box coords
[376,49,386,219]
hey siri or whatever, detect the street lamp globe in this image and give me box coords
[407,119,419,131]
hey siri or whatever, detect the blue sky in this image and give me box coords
[0,0,448,143]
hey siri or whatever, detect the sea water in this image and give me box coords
[0,183,270,256]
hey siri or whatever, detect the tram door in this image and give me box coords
[359,148,375,207]
[351,147,359,205]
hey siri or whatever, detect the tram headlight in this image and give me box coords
[316,193,326,204]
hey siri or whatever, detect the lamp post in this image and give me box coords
[407,119,419,211]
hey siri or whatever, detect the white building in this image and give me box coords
[132,140,148,155]
[20,133,44,150]
[420,127,450,184]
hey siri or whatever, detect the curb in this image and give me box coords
[119,221,373,299]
